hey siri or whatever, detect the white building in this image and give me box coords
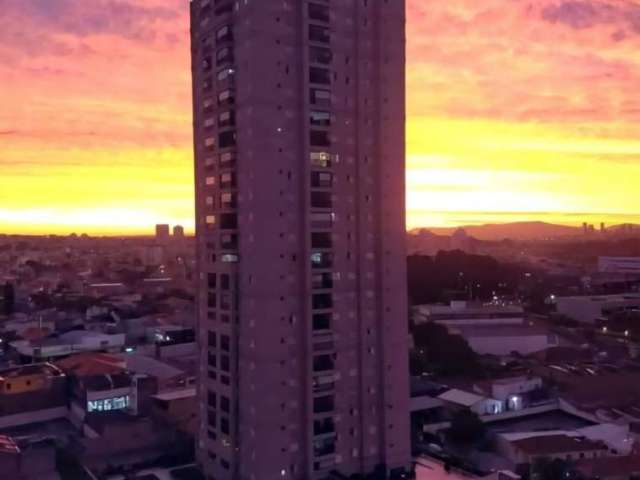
[11,330,125,361]
[450,325,559,356]
[414,301,525,327]
[555,293,640,323]
[474,376,544,412]
[598,257,640,274]
[438,388,504,416]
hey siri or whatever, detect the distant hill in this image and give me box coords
[415,221,581,241]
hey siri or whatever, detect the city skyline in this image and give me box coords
[2,0,640,235]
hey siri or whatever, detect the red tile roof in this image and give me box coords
[55,352,125,377]
[0,435,20,455]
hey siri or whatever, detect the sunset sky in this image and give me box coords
[1,0,639,235]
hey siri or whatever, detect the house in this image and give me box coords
[11,329,125,362]
[0,363,67,429]
[55,352,157,423]
[0,435,59,480]
[437,388,504,416]
[474,376,545,411]
[150,387,197,435]
[498,432,610,467]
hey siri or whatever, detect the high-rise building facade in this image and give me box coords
[191,1,409,479]
[156,224,171,243]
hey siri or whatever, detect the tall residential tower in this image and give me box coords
[191,1,409,479]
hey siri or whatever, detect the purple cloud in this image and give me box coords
[541,1,640,35]
[0,0,182,59]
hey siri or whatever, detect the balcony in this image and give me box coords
[313,354,335,372]
[314,417,335,436]
[308,3,330,23]
[313,395,334,414]
[311,252,333,269]
[312,273,333,290]
[312,293,333,310]
[311,232,332,249]
[312,313,332,330]
[309,25,330,44]
[314,438,336,457]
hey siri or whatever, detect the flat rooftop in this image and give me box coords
[0,362,64,380]
[486,410,594,435]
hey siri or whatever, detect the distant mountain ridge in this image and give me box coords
[412,221,640,241]
[412,221,580,241]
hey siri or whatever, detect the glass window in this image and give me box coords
[309,25,330,44]
[216,47,233,65]
[309,46,332,65]
[220,172,236,188]
[310,213,334,229]
[218,110,235,127]
[308,3,330,22]
[221,233,238,249]
[219,131,236,148]
[310,88,331,106]
[310,67,331,85]
[218,89,234,106]
[311,171,333,188]
[220,151,235,166]
[310,130,330,147]
[220,213,237,230]
[310,151,332,168]
[217,68,235,82]
[216,25,232,42]
[311,191,332,208]
[310,111,331,127]
[311,232,332,249]
[220,192,236,209]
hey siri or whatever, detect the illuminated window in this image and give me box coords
[87,395,130,413]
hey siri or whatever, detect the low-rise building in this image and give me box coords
[474,376,545,411]
[598,257,640,274]
[450,325,559,356]
[0,435,59,480]
[11,329,126,362]
[555,293,640,323]
[0,364,67,429]
[438,388,504,416]
[414,301,525,327]
[497,432,609,467]
[55,352,158,426]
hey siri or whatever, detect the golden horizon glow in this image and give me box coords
[1,0,639,235]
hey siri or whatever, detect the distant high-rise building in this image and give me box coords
[155,224,170,243]
[190,1,410,479]
[173,225,185,238]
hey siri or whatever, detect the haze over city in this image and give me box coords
[1,0,639,235]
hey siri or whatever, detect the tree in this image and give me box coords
[531,457,573,480]
[2,282,15,316]
[449,410,485,446]
[411,321,482,377]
